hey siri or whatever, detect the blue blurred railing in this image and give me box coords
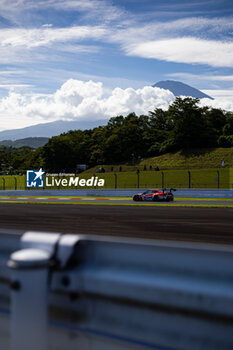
[0,231,233,350]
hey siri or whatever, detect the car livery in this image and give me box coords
[133,189,176,202]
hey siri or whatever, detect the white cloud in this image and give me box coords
[0,11,233,71]
[0,0,127,26]
[168,72,233,82]
[0,26,106,48]
[0,70,26,75]
[1,79,233,132]
[200,96,233,111]
[0,79,175,130]
[126,37,233,68]
[0,84,32,88]
[41,24,53,28]
[203,90,233,98]
[0,25,106,67]
[199,89,233,111]
[56,44,100,54]
[109,16,233,52]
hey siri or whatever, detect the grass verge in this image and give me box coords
[0,201,232,208]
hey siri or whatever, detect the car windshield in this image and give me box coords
[142,190,151,194]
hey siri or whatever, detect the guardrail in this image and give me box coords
[0,231,233,350]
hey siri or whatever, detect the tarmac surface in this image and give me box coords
[0,202,232,245]
[0,196,232,207]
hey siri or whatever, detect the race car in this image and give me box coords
[133,188,176,202]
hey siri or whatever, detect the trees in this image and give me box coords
[218,113,233,147]
[166,97,210,149]
[1,97,233,171]
[103,113,147,163]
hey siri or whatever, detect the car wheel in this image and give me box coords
[152,195,159,201]
[133,195,139,201]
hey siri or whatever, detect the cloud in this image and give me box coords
[109,16,233,48]
[200,96,233,111]
[202,89,233,98]
[0,26,106,48]
[0,11,233,72]
[0,25,106,67]
[199,89,233,111]
[168,72,233,82]
[0,79,175,130]
[0,84,32,88]
[0,0,127,26]
[1,78,233,131]
[0,70,26,75]
[126,37,233,68]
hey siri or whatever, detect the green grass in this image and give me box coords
[0,148,232,190]
[141,148,233,170]
[0,175,26,190]
[83,147,233,173]
[0,167,232,190]
[81,168,231,189]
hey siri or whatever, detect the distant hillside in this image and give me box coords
[83,148,233,172]
[0,119,107,141]
[153,80,214,100]
[0,137,49,148]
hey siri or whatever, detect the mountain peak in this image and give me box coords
[0,119,107,141]
[153,80,214,100]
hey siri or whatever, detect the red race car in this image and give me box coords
[133,189,176,202]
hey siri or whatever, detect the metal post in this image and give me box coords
[8,248,50,350]
[14,177,17,190]
[136,170,140,188]
[114,173,117,189]
[2,178,5,190]
[161,171,164,188]
[188,171,191,189]
[217,170,220,189]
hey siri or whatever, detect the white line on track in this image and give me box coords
[33,197,47,200]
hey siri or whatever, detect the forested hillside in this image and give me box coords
[1,97,233,173]
[0,137,49,148]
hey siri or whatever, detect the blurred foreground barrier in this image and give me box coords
[0,231,233,350]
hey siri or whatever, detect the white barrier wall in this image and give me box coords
[0,231,233,350]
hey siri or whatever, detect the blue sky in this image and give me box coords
[0,0,233,130]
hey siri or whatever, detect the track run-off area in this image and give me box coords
[0,194,232,244]
[0,196,232,207]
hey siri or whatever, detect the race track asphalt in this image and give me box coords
[0,203,232,245]
[0,197,232,207]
